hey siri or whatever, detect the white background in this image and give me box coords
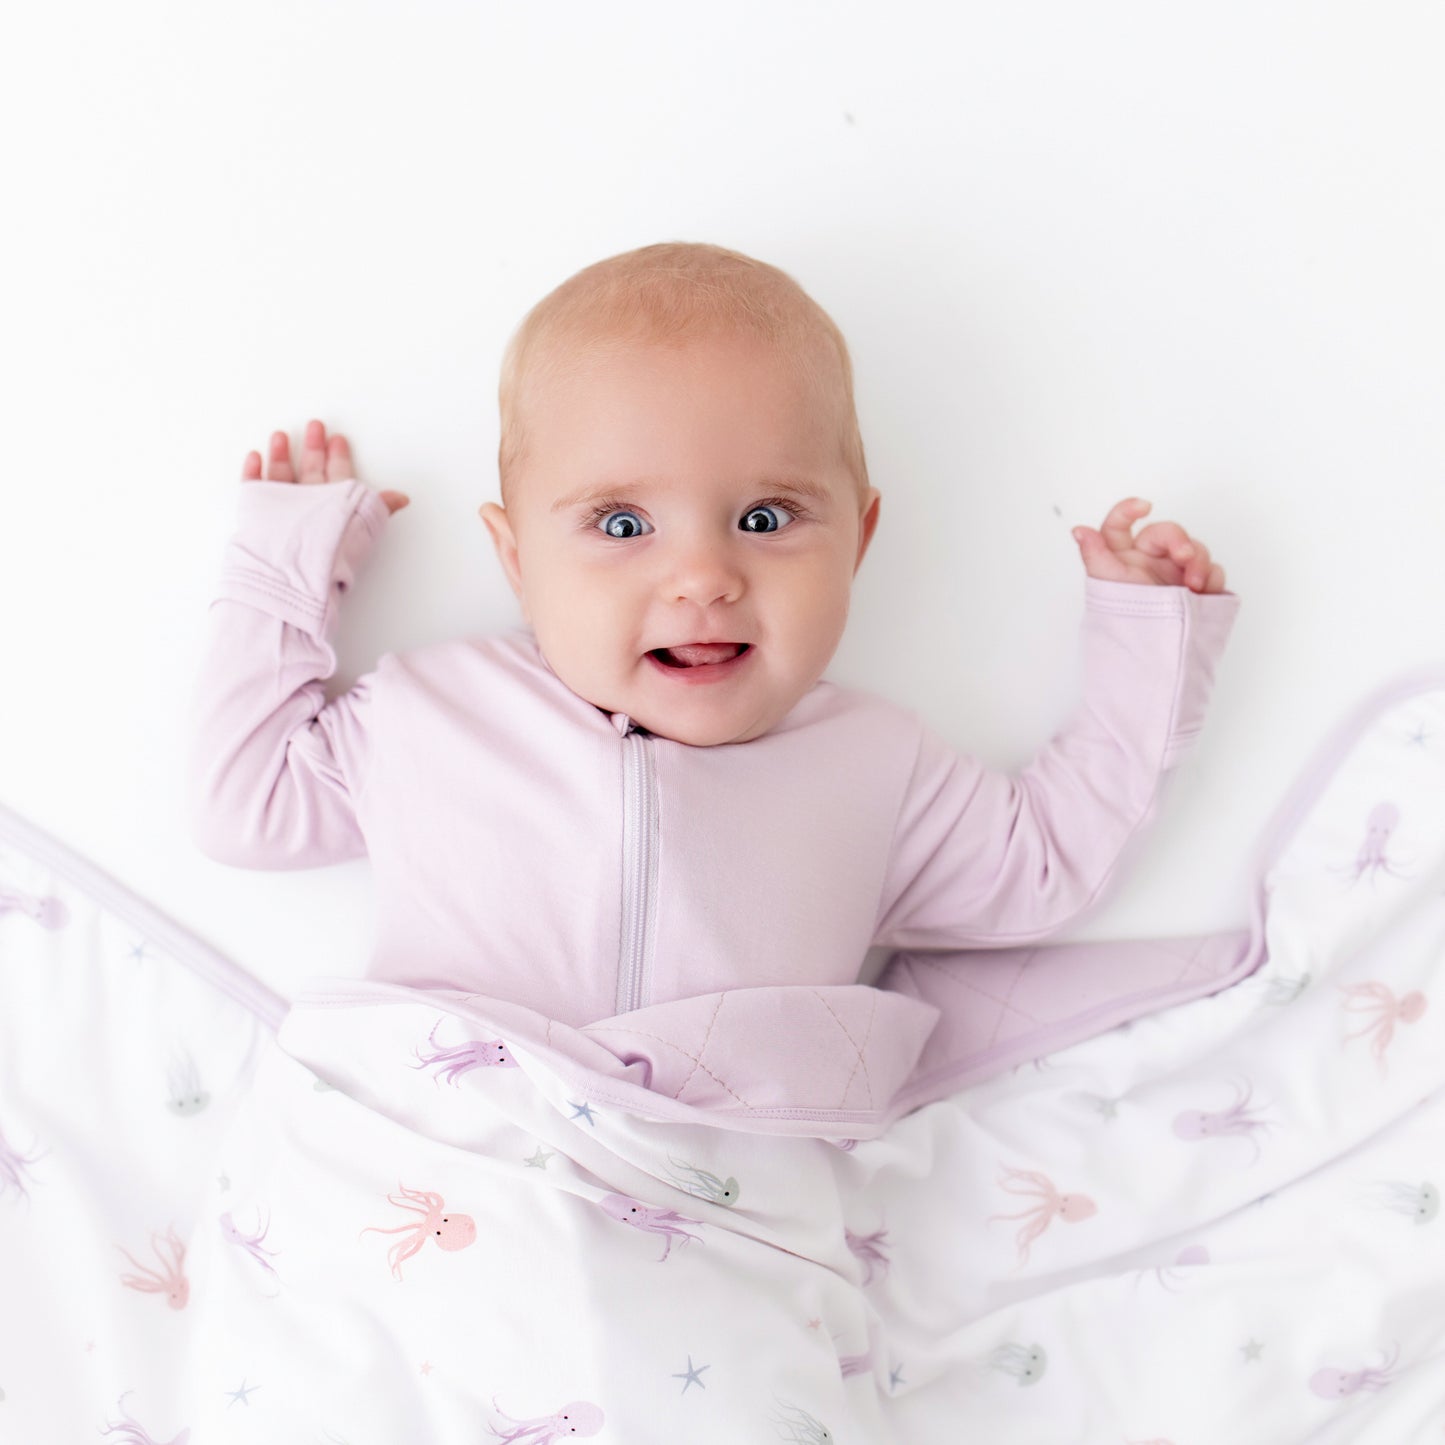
[2,2,1442,997]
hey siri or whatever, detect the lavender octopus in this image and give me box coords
[0,882,68,929]
[843,1224,891,1285]
[486,1396,604,1441]
[596,1192,704,1262]
[412,1016,517,1085]
[99,1392,189,1445]
[0,1122,45,1204]
[220,1207,281,1286]
[1171,1077,1275,1166]
[1308,1340,1402,1398]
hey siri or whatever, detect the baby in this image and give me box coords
[191,241,1238,1028]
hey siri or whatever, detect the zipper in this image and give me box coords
[615,723,660,1015]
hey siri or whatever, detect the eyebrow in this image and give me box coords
[550,475,836,514]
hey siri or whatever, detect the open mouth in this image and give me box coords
[649,643,750,669]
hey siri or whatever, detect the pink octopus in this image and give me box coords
[988,1166,1097,1266]
[1308,1339,1401,1398]
[412,1016,517,1084]
[0,1123,45,1204]
[360,1183,477,1280]
[487,1395,604,1441]
[1338,981,1427,1077]
[1171,1078,1275,1165]
[844,1224,891,1285]
[99,1391,189,1444]
[116,1225,189,1309]
[219,1208,280,1284]
[596,1193,704,1262]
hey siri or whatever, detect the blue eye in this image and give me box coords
[740,505,794,534]
[597,510,652,539]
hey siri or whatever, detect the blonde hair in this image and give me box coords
[497,241,869,504]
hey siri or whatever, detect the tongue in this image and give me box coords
[664,643,743,667]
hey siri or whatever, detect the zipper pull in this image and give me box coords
[609,711,635,737]
[0,884,69,930]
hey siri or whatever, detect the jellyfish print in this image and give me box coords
[1338,981,1428,1077]
[0,882,68,929]
[359,1183,477,1281]
[165,1049,210,1116]
[595,1193,704,1262]
[411,1015,517,1085]
[220,1208,282,1288]
[769,1397,835,1442]
[1258,971,1311,1006]
[987,1341,1048,1386]
[116,1225,189,1309]
[99,1392,190,1444]
[1308,1340,1401,1398]
[843,1224,891,1285]
[663,1155,740,1206]
[0,1121,45,1204]
[1171,1077,1276,1166]
[988,1166,1097,1266]
[1360,1178,1439,1225]
[485,1396,604,1442]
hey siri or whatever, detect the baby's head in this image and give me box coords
[480,242,881,747]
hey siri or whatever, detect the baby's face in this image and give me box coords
[481,330,880,746]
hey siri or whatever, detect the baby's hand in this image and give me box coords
[1071,498,1226,593]
[241,418,410,515]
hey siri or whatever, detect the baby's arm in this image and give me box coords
[873,575,1240,949]
[187,421,404,868]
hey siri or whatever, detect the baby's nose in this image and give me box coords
[664,542,745,606]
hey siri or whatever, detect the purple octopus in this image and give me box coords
[596,1193,704,1262]
[1345,801,1410,886]
[99,1391,189,1444]
[412,1016,517,1085]
[0,1122,45,1204]
[844,1223,891,1285]
[1308,1340,1401,1398]
[1171,1078,1275,1166]
[486,1396,604,1441]
[0,883,68,929]
[220,1208,281,1286]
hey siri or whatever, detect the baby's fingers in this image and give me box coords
[1098,497,1151,552]
[1134,520,1195,562]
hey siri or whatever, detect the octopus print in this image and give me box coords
[595,1193,704,1262]
[843,1223,891,1285]
[1133,1242,1210,1292]
[0,1121,44,1204]
[99,1392,189,1444]
[360,1183,477,1280]
[220,1207,281,1285]
[1341,801,1411,886]
[1338,980,1427,1077]
[0,882,68,929]
[1171,1077,1275,1165]
[1308,1339,1401,1397]
[486,1396,604,1441]
[988,1166,1097,1266]
[412,1015,517,1085]
[116,1225,189,1309]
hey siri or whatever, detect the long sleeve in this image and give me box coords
[873,577,1241,948]
[186,479,393,869]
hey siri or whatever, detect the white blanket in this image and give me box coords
[3,669,1444,1442]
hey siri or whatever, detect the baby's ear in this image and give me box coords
[479,503,525,605]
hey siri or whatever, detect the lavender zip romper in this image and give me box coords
[188,479,1241,1028]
